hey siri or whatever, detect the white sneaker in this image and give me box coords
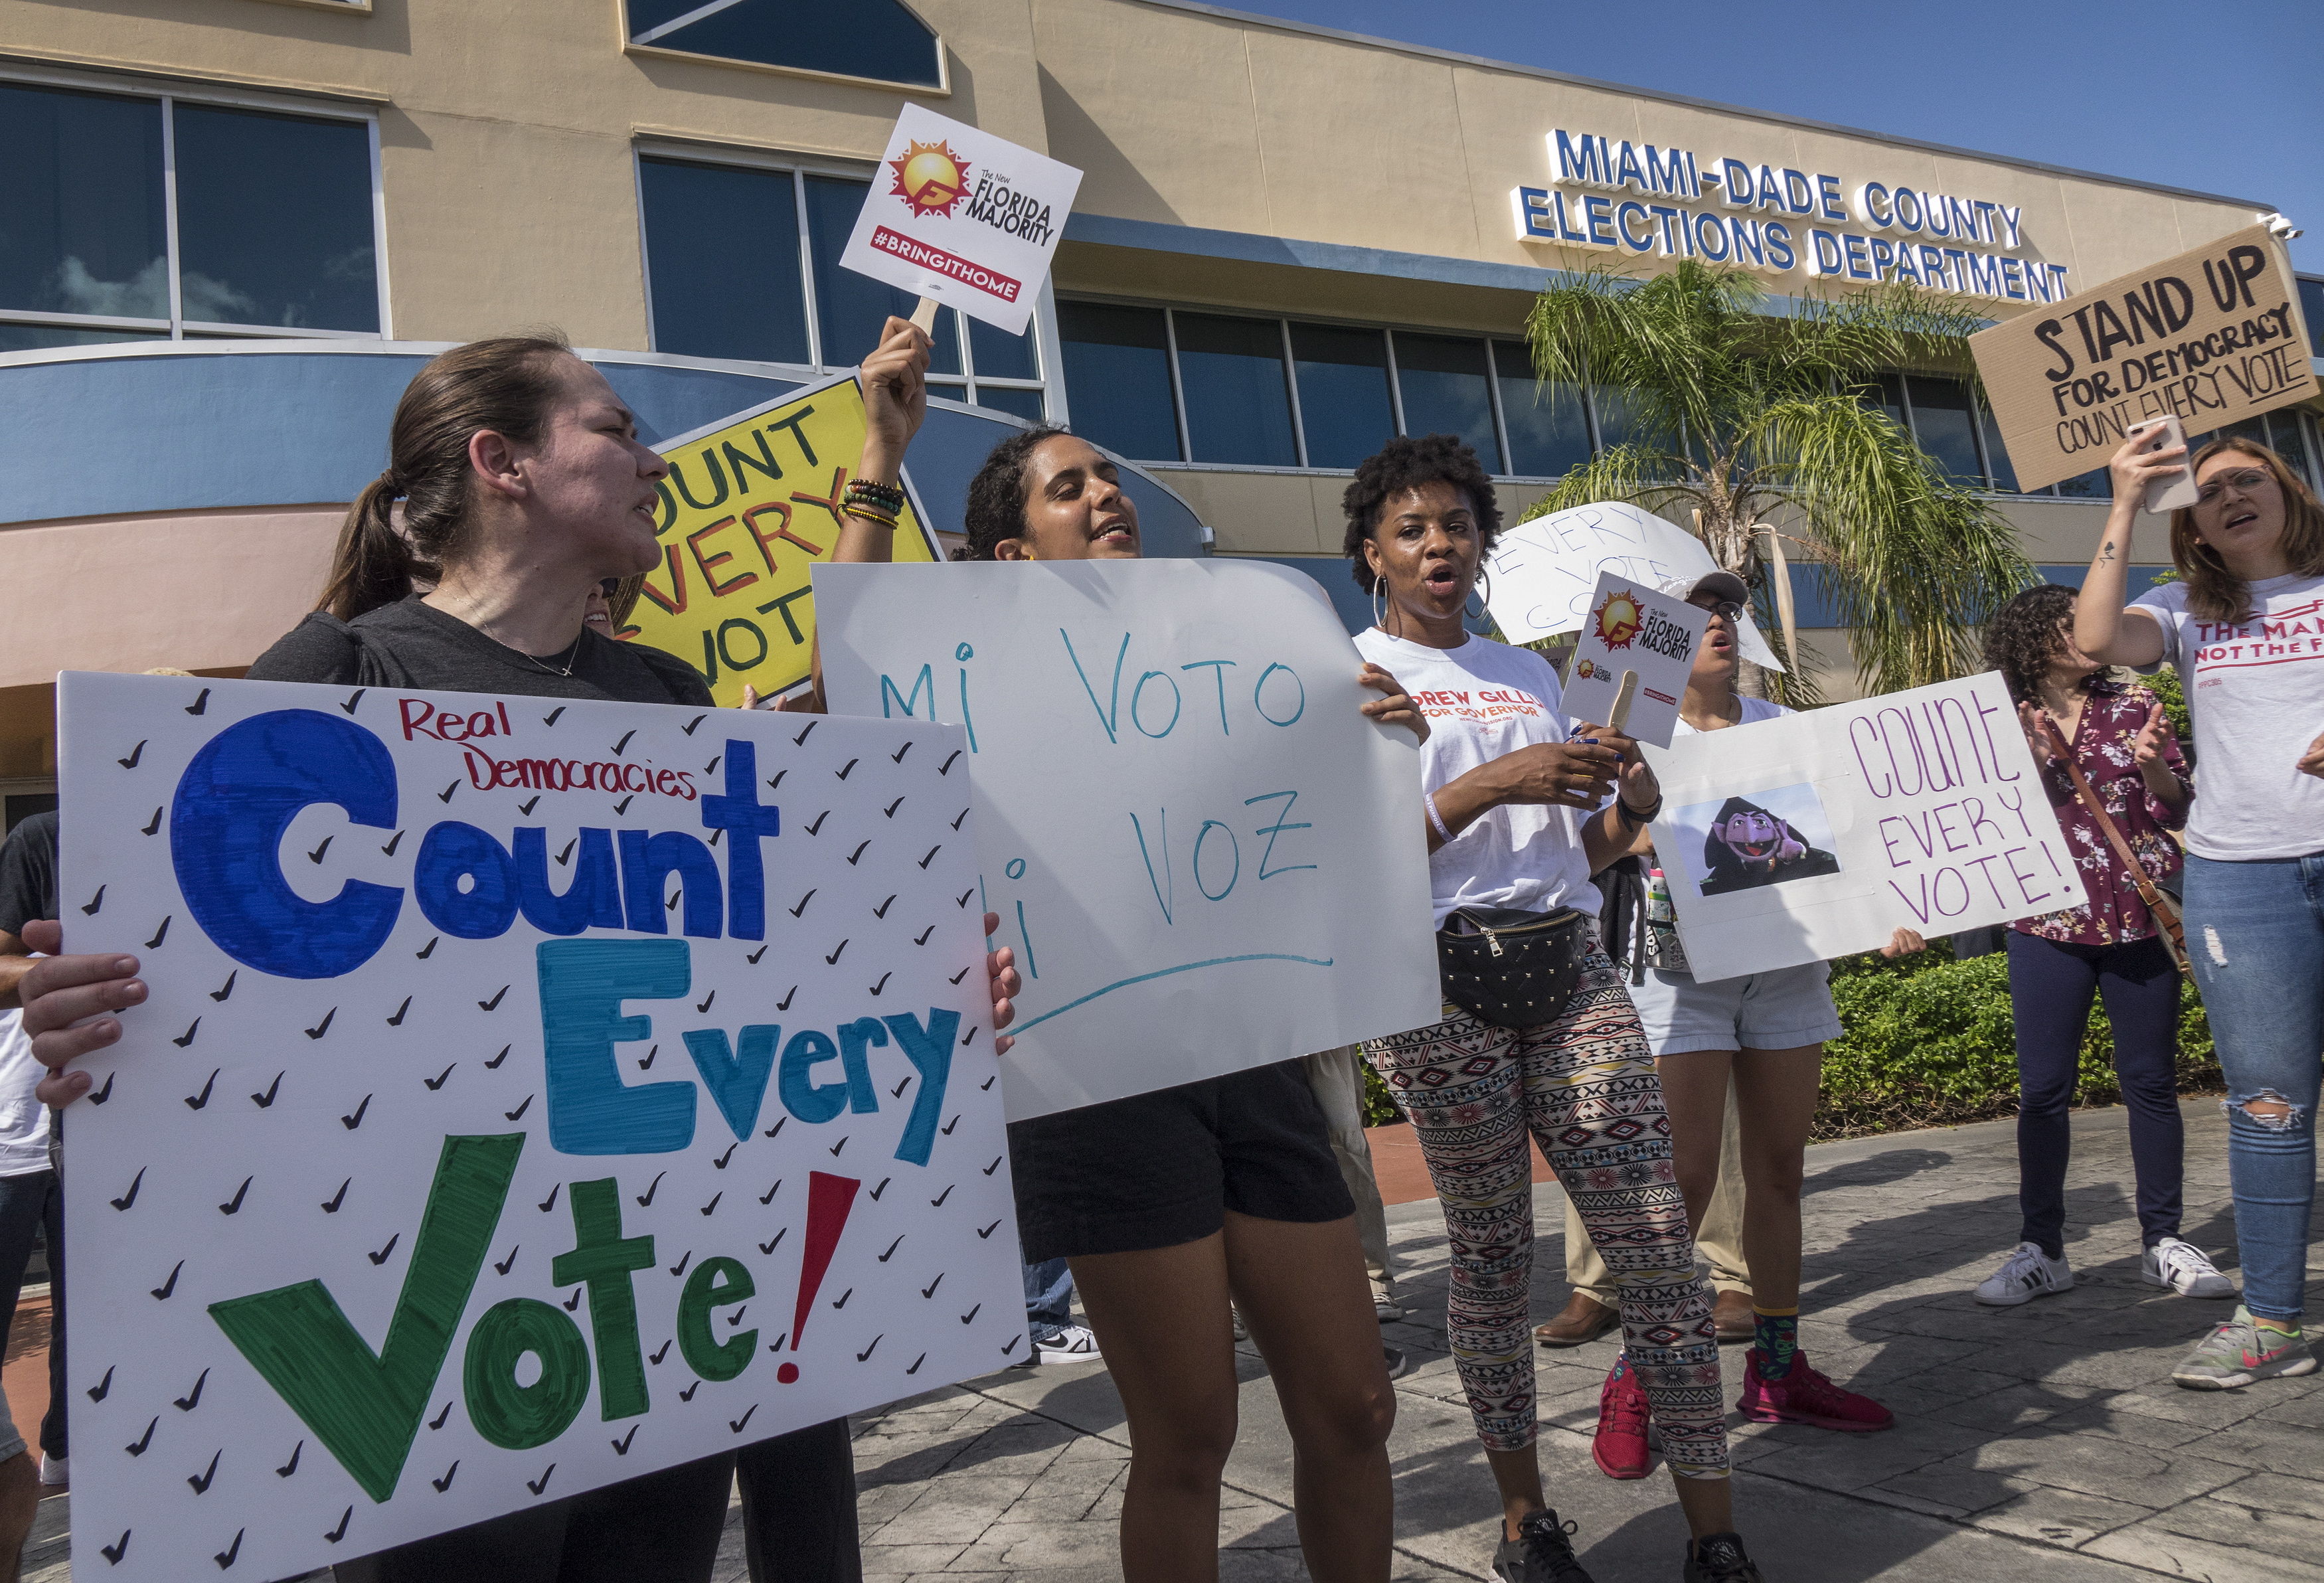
[2145,1238,2238,1299]
[37,1454,64,1488]
[1374,1295,1407,1323]
[1033,1323,1103,1366]
[1974,1242,2074,1305]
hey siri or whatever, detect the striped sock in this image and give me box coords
[1754,1306,1799,1380]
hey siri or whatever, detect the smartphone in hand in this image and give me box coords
[2127,416,2200,515]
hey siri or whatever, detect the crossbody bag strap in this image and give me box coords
[2042,717,2175,916]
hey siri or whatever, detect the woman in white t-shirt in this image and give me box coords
[2073,432,2324,1392]
[1584,573,1910,1482]
[1347,436,1762,1583]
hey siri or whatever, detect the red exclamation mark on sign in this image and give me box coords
[778,1171,861,1383]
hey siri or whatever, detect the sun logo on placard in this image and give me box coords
[1593,589,1644,651]
[888,139,972,217]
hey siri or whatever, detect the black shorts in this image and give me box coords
[1008,1059,1355,1261]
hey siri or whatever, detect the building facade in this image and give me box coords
[3,0,2320,817]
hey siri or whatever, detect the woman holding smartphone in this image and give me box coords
[2070,431,2324,1390]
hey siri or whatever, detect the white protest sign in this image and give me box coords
[1645,671,2073,982]
[812,560,1440,1120]
[56,673,1017,1581]
[1560,572,1709,748]
[839,104,1084,335]
[1485,501,1785,672]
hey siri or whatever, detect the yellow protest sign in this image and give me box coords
[620,371,942,704]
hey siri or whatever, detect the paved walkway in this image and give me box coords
[23,1100,2324,1580]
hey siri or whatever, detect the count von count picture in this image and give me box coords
[1670,784,1844,895]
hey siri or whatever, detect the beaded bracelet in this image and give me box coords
[843,477,906,513]
[843,503,900,531]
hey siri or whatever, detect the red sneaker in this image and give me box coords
[1736,1349,1892,1432]
[1592,1361,1653,1479]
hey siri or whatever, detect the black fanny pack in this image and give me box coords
[1436,905,1590,1030]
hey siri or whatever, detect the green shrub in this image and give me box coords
[1817,936,2216,1139]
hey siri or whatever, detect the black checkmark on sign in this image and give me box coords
[386,996,411,1027]
[479,985,509,1011]
[856,1336,882,1362]
[118,741,145,769]
[805,811,829,835]
[714,1142,737,1168]
[432,1461,459,1492]
[883,796,905,817]
[700,1193,721,1216]
[144,915,171,949]
[637,1173,665,1207]
[556,838,576,866]
[385,832,408,858]
[519,796,540,815]
[278,1440,303,1477]
[111,1169,145,1212]
[214,1529,246,1568]
[612,729,637,756]
[611,1427,638,1455]
[439,781,459,803]
[825,940,848,965]
[210,970,237,1002]
[539,1183,560,1212]
[174,1018,201,1048]
[327,1507,353,1543]
[142,806,164,835]
[494,1246,519,1276]
[878,1235,904,1262]
[88,1366,115,1402]
[650,1338,673,1364]
[429,1400,454,1430]
[189,1450,221,1494]
[922,1274,944,1299]
[979,1219,1003,1238]
[915,926,935,946]
[747,945,770,963]
[835,758,859,780]
[307,835,333,864]
[668,1250,692,1278]
[615,795,636,814]
[696,990,716,1013]
[487,1044,513,1069]
[175,1368,210,1411]
[341,689,366,714]
[869,1177,890,1200]
[322,1179,351,1214]
[218,1177,252,1214]
[505,1095,534,1122]
[679,1380,701,1402]
[102,1532,133,1565]
[125,1418,157,1455]
[873,894,896,918]
[185,1070,218,1109]
[305,1007,337,1040]
[369,1234,400,1266]
[940,750,961,774]
[847,841,872,865]
[543,707,566,726]
[424,1064,456,1091]
[342,1094,373,1129]
[892,741,912,763]
[528,1464,556,1496]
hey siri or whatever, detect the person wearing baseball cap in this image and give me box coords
[1580,570,1925,1489]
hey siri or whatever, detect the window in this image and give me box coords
[1173,313,1295,467]
[2301,276,2323,359]
[1056,302,1178,461]
[636,152,1048,420]
[1864,371,2078,495]
[1393,333,1497,460]
[625,0,943,90]
[1291,324,1394,469]
[1495,343,1590,477]
[0,80,380,344]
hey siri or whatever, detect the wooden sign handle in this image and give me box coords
[1608,669,1638,733]
[909,296,940,335]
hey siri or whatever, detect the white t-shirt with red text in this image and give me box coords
[1354,629,1600,925]
[2132,572,2324,861]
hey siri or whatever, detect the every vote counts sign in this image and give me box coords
[813,560,1440,1119]
[55,674,1018,1579]
[1645,671,2072,981]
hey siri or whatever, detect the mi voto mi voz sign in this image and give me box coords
[1511,129,2070,304]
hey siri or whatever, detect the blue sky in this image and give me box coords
[1228,0,2324,274]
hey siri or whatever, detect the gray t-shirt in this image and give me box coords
[2131,572,2324,861]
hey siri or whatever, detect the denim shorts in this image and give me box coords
[1626,959,1843,1055]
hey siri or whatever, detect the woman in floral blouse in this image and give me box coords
[1968,584,2235,1308]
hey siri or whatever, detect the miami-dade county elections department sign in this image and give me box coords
[1970,222,2315,493]
[1559,572,1709,749]
[1483,501,1785,674]
[56,674,1016,1581]
[1645,671,2072,982]
[839,104,1083,335]
[812,560,1440,1120]
[622,371,945,708]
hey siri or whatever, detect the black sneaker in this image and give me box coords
[1681,1532,1764,1583]
[1493,1509,1594,1583]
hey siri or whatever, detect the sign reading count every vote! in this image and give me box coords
[55,673,1019,1581]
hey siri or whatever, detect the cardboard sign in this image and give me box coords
[1969,222,2316,494]
[811,560,1440,1120]
[1645,671,2072,981]
[839,104,1084,336]
[1560,572,1709,748]
[56,674,1017,1581]
[1484,501,1785,673]
[621,373,945,707]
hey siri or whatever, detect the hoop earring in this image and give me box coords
[1372,580,1387,630]
[1465,565,1493,622]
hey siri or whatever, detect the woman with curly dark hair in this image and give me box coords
[1347,435,1763,1583]
[1967,584,2215,1312]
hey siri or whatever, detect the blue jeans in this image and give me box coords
[1025,1256,1074,1343]
[2184,851,2324,1321]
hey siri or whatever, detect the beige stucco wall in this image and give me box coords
[0,0,2278,349]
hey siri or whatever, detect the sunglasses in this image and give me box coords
[2194,468,2274,508]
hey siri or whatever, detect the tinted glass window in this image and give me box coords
[1174,312,1295,467]
[0,85,165,319]
[173,105,376,331]
[1904,375,1982,485]
[640,158,809,365]
[1862,372,1908,432]
[0,324,167,353]
[1495,342,1591,476]
[2052,467,2112,500]
[1057,301,1179,461]
[973,386,1044,424]
[1394,333,1498,465]
[2301,278,2324,359]
[803,174,960,375]
[969,317,1038,382]
[627,0,942,90]
[1289,323,1394,469]
[1976,398,2017,492]
[1593,385,1654,453]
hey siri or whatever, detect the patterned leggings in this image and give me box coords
[1366,950,1728,1478]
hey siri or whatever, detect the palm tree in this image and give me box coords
[1519,258,2035,703]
